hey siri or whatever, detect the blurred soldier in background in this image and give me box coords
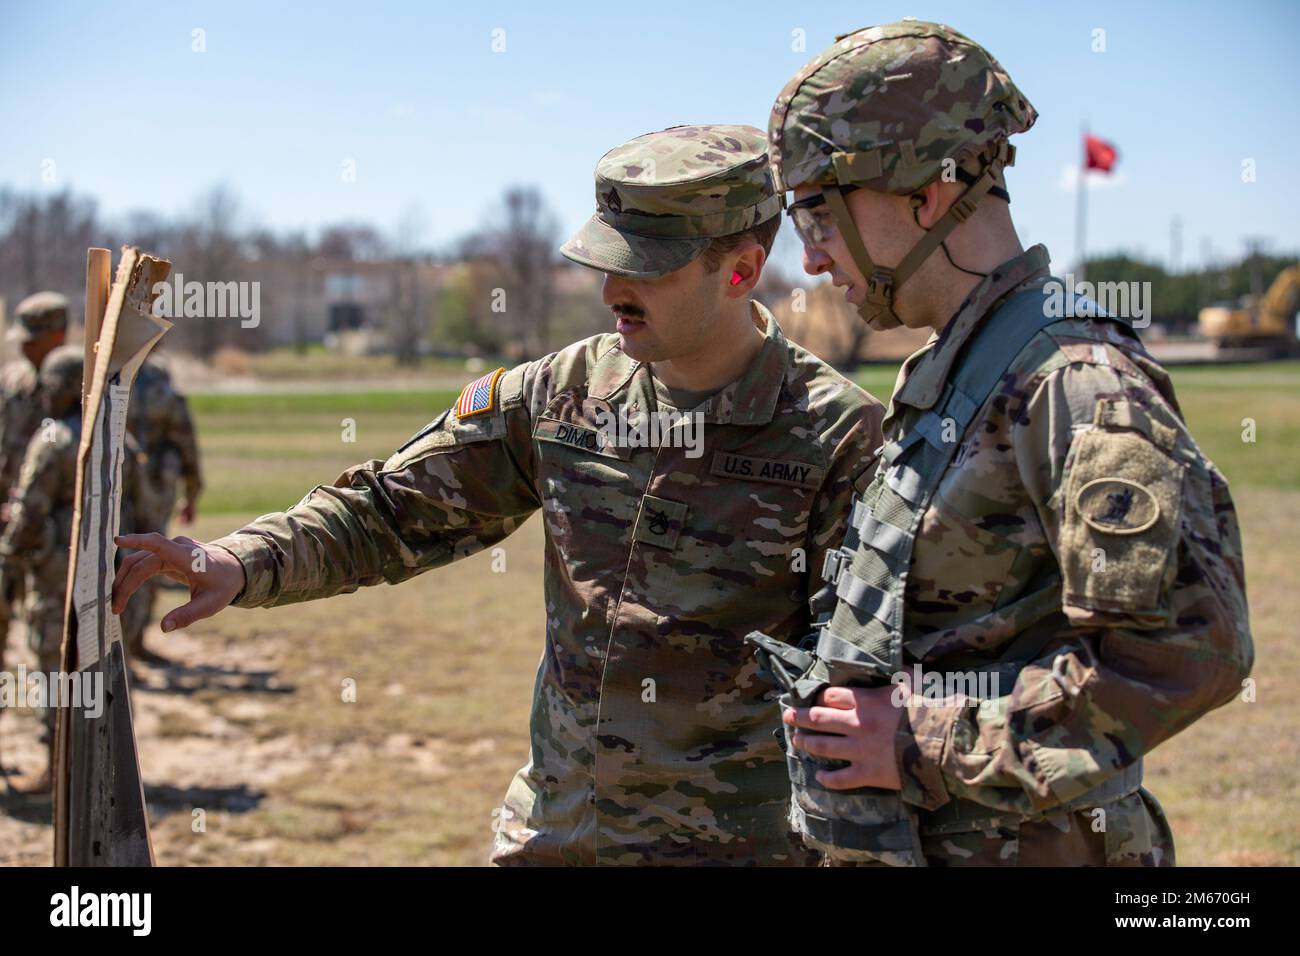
[119,357,202,664]
[0,346,143,791]
[0,292,68,676]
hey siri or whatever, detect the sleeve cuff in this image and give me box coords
[894,701,963,811]
[208,534,274,608]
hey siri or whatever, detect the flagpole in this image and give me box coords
[1074,122,1088,285]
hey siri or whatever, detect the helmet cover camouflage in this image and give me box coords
[768,20,1037,194]
[562,124,783,279]
[10,291,69,344]
[38,343,84,419]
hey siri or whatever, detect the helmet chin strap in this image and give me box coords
[822,140,1014,330]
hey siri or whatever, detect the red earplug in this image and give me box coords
[730,271,743,286]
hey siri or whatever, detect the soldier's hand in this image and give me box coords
[178,498,197,524]
[111,533,245,632]
[783,685,905,791]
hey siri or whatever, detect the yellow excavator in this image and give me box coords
[1198,265,1300,355]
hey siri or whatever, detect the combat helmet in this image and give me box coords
[768,20,1037,328]
[10,291,69,343]
[38,344,85,419]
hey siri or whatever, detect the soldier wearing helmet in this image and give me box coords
[0,292,69,676]
[769,21,1036,333]
[759,21,1252,866]
[36,343,84,418]
[0,345,146,790]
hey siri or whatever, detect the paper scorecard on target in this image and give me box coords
[71,251,172,670]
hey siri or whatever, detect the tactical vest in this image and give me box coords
[749,279,1145,866]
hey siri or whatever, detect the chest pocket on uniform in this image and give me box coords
[532,406,641,546]
[700,447,821,573]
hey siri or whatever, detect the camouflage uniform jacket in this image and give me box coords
[212,303,884,865]
[0,415,80,577]
[128,359,203,515]
[875,245,1252,865]
[0,418,147,577]
[0,359,42,500]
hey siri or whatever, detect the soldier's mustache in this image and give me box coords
[612,303,645,319]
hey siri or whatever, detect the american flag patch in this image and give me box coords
[455,367,505,419]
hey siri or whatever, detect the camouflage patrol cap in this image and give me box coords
[10,291,70,343]
[561,124,783,279]
[38,344,84,418]
[768,20,1037,194]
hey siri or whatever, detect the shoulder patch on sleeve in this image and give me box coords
[1059,407,1187,621]
[1075,477,1160,535]
[454,367,505,420]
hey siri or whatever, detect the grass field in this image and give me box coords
[1,362,1294,865]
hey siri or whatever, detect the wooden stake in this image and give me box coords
[83,248,111,409]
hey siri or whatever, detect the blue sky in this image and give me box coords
[3,0,1297,275]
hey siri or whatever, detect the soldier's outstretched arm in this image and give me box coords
[113,363,543,628]
[897,362,1254,816]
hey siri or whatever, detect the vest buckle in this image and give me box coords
[821,548,850,586]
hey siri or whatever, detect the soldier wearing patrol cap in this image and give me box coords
[112,124,886,865]
[752,20,1253,866]
[0,291,68,674]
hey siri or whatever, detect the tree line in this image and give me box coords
[0,185,1294,370]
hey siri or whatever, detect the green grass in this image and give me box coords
[855,360,1300,492]
[193,390,457,514]
[852,366,902,402]
[190,389,461,417]
[189,360,1298,521]
[1167,362,1300,492]
[245,349,499,382]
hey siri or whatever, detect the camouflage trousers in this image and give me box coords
[22,552,68,740]
[0,572,22,674]
[827,788,1174,866]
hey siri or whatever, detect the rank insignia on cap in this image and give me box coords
[455,367,505,419]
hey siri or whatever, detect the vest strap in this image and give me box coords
[884,462,927,504]
[835,568,897,624]
[855,512,910,563]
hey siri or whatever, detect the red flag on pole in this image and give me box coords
[1085,134,1118,173]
